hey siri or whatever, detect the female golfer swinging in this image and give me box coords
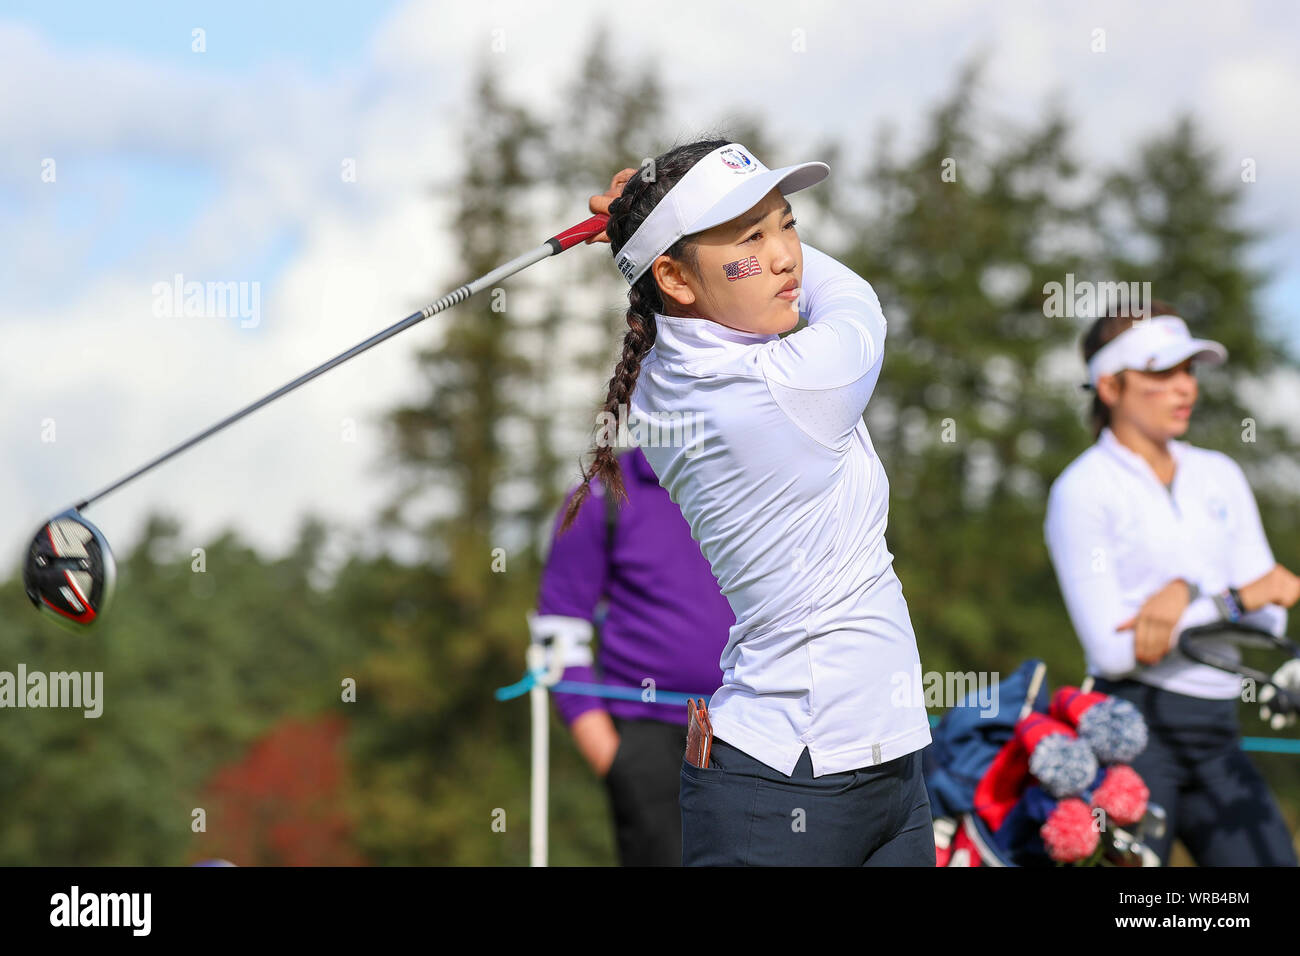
[565,138,934,866]
[1045,302,1300,866]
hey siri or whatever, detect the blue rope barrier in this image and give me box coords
[549,680,705,707]
[494,668,546,701]
[500,674,1298,753]
[495,669,709,706]
[1241,736,1300,754]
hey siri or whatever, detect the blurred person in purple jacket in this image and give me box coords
[531,445,734,866]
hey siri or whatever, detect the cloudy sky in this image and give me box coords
[3,0,1298,580]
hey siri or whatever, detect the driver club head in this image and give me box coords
[22,509,116,632]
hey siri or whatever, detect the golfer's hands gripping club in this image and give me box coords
[584,167,639,244]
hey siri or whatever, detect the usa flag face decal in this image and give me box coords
[723,256,762,281]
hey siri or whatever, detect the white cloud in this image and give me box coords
[0,17,470,578]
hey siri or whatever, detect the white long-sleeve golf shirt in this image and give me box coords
[1044,427,1285,699]
[627,241,931,776]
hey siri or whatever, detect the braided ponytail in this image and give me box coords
[559,137,729,533]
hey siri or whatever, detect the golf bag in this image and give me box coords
[923,659,1165,866]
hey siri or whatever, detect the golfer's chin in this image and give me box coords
[754,299,801,335]
[716,300,801,337]
[1148,414,1192,443]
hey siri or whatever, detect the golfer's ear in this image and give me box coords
[652,255,696,309]
[1096,373,1121,407]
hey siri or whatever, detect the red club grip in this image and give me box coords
[550,214,609,252]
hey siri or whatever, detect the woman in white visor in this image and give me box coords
[565,137,934,866]
[1044,301,1299,866]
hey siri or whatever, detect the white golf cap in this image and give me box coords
[1086,315,1227,386]
[613,142,829,287]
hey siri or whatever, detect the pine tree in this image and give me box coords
[831,63,1097,677]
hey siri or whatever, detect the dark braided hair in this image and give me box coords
[559,137,730,533]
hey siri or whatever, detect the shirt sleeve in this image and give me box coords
[1175,455,1287,636]
[535,484,611,725]
[1221,455,1278,588]
[1173,595,1287,638]
[760,242,888,448]
[1044,473,1139,679]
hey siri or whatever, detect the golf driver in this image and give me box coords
[23,212,611,632]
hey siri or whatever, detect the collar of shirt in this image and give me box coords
[1097,426,1186,485]
[651,311,778,361]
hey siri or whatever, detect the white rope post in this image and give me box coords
[527,642,549,868]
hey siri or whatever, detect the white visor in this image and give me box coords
[1086,315,1227,386]
[613,142,829,287]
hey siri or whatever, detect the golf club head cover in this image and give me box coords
[1051,686,1148,764]
[1260,659,1300,730]
[990,783,1060,865]
[1088,763,1149,827]
[1040,797,1100,864]
[1016,712,1098,798]
[972,737,1032,833]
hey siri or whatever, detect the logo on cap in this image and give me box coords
[616,255,636,282]
[719,148,755,172]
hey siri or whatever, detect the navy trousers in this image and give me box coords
[603,716,687,866]
[1093,676,1298,866]
[680,736,935,866]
